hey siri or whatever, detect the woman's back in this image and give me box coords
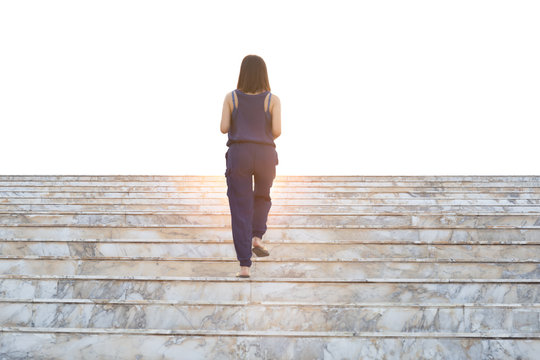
[226,89,276,148]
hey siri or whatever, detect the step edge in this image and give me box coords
[1,327,539,339]
[2,256,539,263]
[2,298,539,308]
[1,274,539,283]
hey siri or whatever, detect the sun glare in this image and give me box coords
[0,1,538,175]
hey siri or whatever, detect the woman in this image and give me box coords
[220,55,282,278]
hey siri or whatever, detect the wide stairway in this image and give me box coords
[0,175,539,359]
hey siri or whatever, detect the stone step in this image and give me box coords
[2,241,537,262]
[1,300,538,333]
[1,332,539,360]
[3,197,539,206]
[3,185,540,193]
[1,203,539,214]
[1,258,538,279]
[2,180,540,188]
[3,191,539,201]
[3,207,540,217]
[5,195,540,209]
[2,212,540,228]
[1,275,538,304]
[2,227,539,244]
[1,327,538,339]
[1,175,539,182]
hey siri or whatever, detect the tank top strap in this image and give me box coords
[231,90,236,111]
[267,92,272,112]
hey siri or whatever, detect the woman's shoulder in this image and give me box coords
[228,89,278,96]
[269,93,280,106]
[224,90,237,103]
[224,90,280,103]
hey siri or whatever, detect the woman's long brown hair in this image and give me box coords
[237,55,271,93]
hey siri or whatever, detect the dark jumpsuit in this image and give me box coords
[225,89,279,267]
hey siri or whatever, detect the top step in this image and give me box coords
[1,175,539,183]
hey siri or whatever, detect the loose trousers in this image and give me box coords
[225,142,279,267]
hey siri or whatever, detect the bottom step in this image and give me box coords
[1,331,539,360]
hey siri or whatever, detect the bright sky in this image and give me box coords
[1,1,539,175]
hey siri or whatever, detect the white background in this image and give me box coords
[1,0,539,175]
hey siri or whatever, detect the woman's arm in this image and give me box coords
[220,92,232,134]
[271,95,281,139]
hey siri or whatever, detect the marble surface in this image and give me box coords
[2,226,540,244]
[2,188,540,201]
[1,175,539,359]
[0,258,538,279]
[1,177,539,186]
[2,196,540,206]
[1,333,540,359]
[1,302,538,333]
[1,241,539,261]
[1,174,539,180]
[2,213,540,228]
[1,277,539,304]
[2,190,540,201]
[2,203,540,215]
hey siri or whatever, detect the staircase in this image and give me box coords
[0,175,539,359]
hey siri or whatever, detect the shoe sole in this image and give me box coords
[252,246,270,257]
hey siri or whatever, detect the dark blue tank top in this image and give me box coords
[226,89,276,148]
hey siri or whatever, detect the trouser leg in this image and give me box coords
[225,144,254,267]
[252,146,277,239]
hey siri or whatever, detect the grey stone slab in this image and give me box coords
[0,259,538,280]
[0,332,539,359]
[2,213,540,228]
[2,185,540,193]
[1,241,538,262]
[3,190,540,200]
[1,174,539,182]
[1,302,538,333]
[1,277,538,304]
[2,179,540,187]
[2,197,539,205]
[2,203,540,214]
[2,226,540,244]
